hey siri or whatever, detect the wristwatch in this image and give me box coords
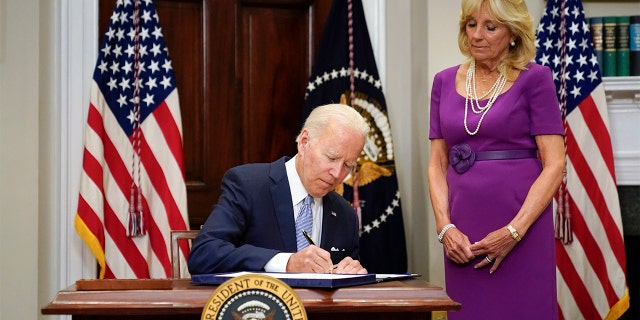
[506,224,521,242]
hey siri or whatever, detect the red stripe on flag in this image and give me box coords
[76,196,105,247]
[87,103,104,138]
[151,101,185,175]
[82,104,106,194]
[104,265,115,279]
[139,131,187,232]
[576,96,616,179]
[81,147,104,194]
[568,196,621,307]
[102,132,134,204]
[79,104,108,244]
[565,127,626,268]
[557,306,565,320]
[556,240,600,319]
[103,199,150,278]
[139,195,172,277]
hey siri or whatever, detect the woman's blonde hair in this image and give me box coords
[458,0,535,80]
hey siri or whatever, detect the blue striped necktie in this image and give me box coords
[295,195,314,251]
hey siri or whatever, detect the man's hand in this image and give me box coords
[333,256,367,274]
[442,227,475,264]
[286,245,333,273]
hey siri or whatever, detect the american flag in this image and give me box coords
[74,0,189,279]
[534,0,629,318]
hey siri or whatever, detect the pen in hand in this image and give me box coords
[301,229,338,273]
[301,229,315,246]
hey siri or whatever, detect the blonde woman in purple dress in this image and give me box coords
[428,0,566,319]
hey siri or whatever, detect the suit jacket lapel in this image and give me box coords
[320,195,338,247]
[269,157,297,252]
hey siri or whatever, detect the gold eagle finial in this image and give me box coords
[335,161,392,195]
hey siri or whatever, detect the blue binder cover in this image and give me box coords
[191,271,377,289]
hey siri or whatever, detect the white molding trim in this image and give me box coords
[59,0,99,287]
[604,77,640,185]
[0,0,5,62]
[362,0,385,90]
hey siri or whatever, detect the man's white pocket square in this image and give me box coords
[331,247,346,252]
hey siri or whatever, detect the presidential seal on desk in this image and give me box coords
[201,273,307,320]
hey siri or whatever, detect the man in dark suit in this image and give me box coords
[188,104,369,274]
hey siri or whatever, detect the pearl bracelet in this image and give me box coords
[438,224,456,243]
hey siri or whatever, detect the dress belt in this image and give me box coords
[475,149,538,161]
[448,143,538,174]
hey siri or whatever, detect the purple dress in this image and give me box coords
[429,63,563,320]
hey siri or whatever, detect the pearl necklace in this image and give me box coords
[464,60,507,135]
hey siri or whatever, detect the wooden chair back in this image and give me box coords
[170,230,199,278]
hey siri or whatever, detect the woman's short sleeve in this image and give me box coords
[528,65,564,136]
[429,71,444,139]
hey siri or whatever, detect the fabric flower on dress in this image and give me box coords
[449,143,476,174]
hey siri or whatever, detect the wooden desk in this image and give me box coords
[42,278,460,320]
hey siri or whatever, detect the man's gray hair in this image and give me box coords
[296,104,369,143]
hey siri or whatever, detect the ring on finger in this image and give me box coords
[485,256,494,263]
